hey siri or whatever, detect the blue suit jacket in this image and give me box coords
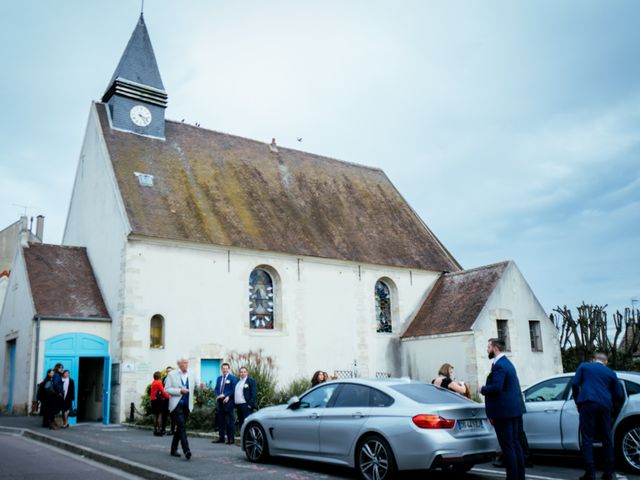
[481,356,524,419]
[215,374,237,407]
[242,377,257,409]
[571,361,624,410]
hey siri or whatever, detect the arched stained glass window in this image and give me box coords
[249,269,274,329]
[150,314,164,348]
[375,280,392,333]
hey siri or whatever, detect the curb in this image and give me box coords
[123,423,240,444]
[0,425,189,480]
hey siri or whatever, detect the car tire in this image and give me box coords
[617,422,640,474]
[355,434,397,480]
[243,422,269,463]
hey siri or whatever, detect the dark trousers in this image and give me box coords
[579,401,614,475]
[216,400,235,441]
[493,416,525,480]
[170,403,191,455]
[162,400,174,433]
[236,403,251,431]
[517,416,531,461]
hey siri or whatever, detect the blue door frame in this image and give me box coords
[7,340,16,414]
[44,333,110,425]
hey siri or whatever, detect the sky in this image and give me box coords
[1,1,639,316]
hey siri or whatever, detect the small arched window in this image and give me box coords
[375,280,392,333]
[150,314,165,348]
[249,268,274,329]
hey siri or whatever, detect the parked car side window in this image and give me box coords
[299,384,339,409]
[333,384,371,407]
[371,388,394,407]
[624,380,640,397]
[524,377,571,402]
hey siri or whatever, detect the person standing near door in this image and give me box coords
[214,362,237,444]
[164,356,194,460]
[52,363,65,425]
[480,338,525,480]
[571,352,624,480]
[61,370,75,429]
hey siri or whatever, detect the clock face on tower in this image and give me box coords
[130,105,152,127]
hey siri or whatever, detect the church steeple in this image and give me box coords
[102,14,168,138]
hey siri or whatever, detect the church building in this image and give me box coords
[0,15,561,422]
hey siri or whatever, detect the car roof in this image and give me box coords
[529,371,640,384]
[323,377,420,388]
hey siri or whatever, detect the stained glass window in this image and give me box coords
[375,280,392,333]
[249,269,274,329]
[150,314,164,348]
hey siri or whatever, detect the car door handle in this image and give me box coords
[309,413,320,419]
[352,412,366,418]
[544,409,558,413]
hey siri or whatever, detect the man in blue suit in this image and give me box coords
[572,352,624,480]
[481,338,525,480]
[213,362,237,444]
[234,366,258,431]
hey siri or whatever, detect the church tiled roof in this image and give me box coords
[23,243,110,319]
[402,261,511,338]
[97,103,460,272]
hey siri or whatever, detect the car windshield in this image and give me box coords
[390,383,472,404]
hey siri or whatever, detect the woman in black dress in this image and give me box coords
[432,363,467,395]
[61,370,75,428]
[38,369,56,428]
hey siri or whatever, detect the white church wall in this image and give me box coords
[471,262,562,391]
[0,275,8,315]
[402,331,477,390]
[116,237,440,420]
[0,248,36,414]
[62,103,129,378]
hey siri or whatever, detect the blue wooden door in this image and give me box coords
[102,356,111,424]
[200,359,221,389]
[7,340,16,414]
[44,356,77,426]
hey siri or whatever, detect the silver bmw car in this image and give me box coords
[523,371,640,474]
[241,378,498,479]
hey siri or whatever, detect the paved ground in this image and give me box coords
[0,416,638,479]
[0,430,142,480]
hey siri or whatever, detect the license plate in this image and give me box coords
[457,419,484,430]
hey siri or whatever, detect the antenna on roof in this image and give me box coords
[141,0,144,15]
[12,203,37,216]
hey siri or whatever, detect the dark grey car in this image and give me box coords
[241,378,498,479]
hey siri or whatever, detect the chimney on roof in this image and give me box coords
[19,215,30,247]
[269,138,278,153]
[36,215,44,242]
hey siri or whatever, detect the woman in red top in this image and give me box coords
[151,371,170,436]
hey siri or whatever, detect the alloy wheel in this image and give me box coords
[359,438,391,480]
[622,426,640,471]
[244,424,265,461]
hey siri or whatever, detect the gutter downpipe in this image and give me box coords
[32,315,41,403]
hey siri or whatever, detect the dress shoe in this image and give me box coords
[213,438,226,444]
[185,451,192,460]
[226,440,234,445]
[170,451,181,457]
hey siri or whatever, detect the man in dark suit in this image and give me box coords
[572,352,624,480]
[234,366,257,431]
[481,338,525,480]
[213,362,237,444]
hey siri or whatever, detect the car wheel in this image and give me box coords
[243,422,269,463]
[356,434,397,480]
[617,422,640,474]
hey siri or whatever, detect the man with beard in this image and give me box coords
[481,338,525,480]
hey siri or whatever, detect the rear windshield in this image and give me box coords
[391,384,472,405]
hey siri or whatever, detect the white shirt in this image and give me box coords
[492,352,506,365]
[235,377,247,404]
[180,370,189,386]
[62,377,69,397]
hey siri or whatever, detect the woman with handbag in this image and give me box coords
[151,371,170,436]
[61,370,75,428]
[39,369,57,429]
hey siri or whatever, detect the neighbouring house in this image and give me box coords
[0,14,561,422]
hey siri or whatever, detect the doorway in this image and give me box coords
[6,340,16,414]
[77,357,104,422]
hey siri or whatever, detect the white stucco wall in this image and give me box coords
[62,103,130,420]
[0,276,8,315]
[116,237,441,421]
[471,262,562,390]
[0,248,36,414]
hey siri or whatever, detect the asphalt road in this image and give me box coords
[0,431,142,480]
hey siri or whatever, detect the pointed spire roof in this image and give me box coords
[103,14,165,97]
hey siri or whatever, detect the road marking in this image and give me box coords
[472,467,628,480]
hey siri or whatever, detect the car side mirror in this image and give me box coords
[287,396,301,410]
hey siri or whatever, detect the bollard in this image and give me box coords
[129,402,135,423]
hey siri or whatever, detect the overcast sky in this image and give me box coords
[1,1,638,316]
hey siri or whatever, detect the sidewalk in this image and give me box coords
[0,416,350,480]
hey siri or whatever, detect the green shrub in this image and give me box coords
[186,406,216,431]
[272,377,312,405]
[228,349,277,408]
